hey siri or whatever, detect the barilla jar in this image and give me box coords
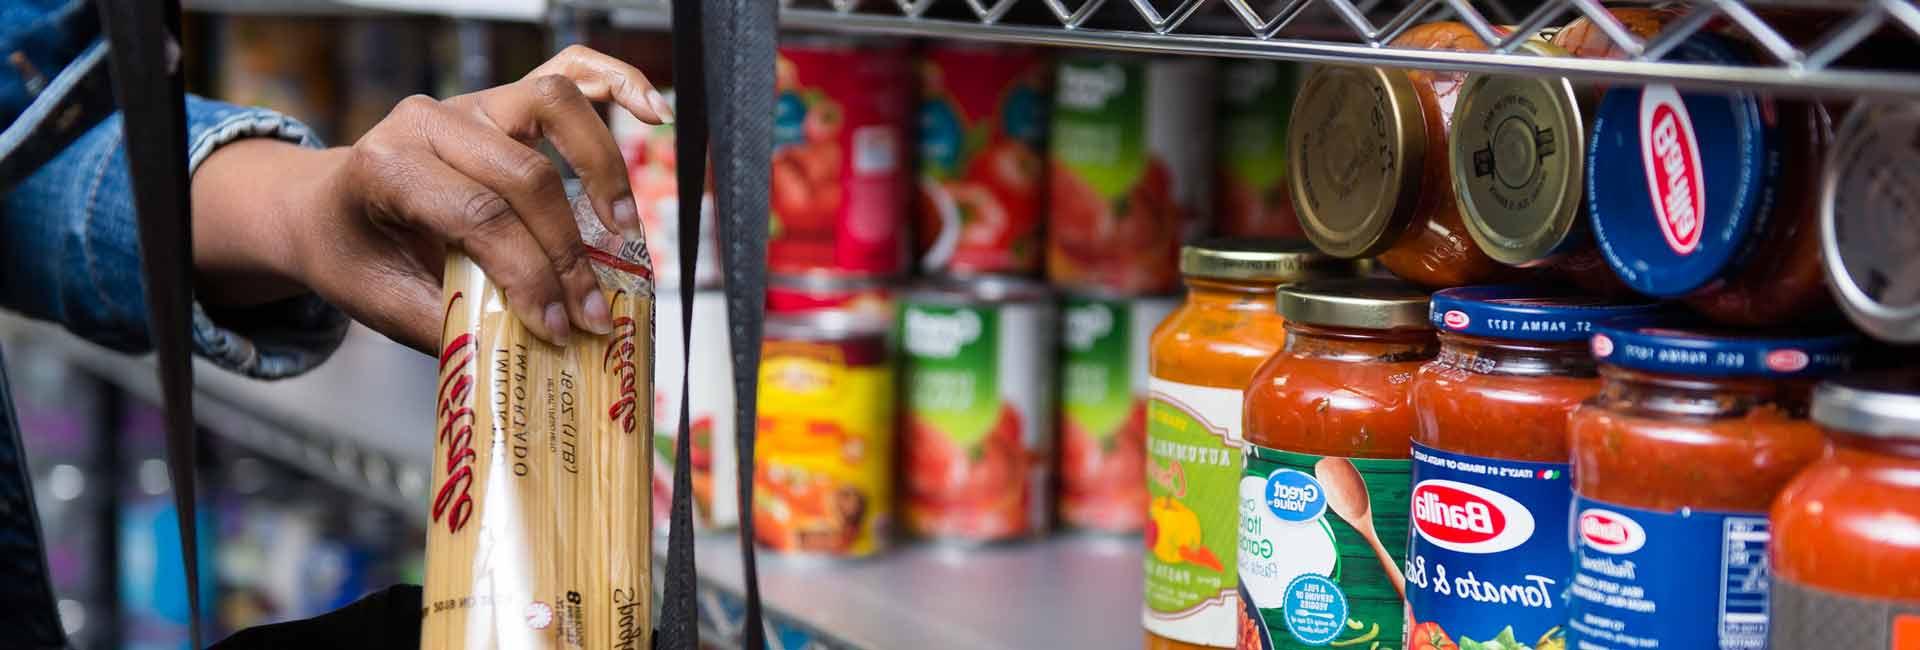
[1771,372,1920,648]
[1406,286,1661,650]
[1143,240,1360,650]
[1287,22,1516,289]
[1567,325,1857,649]
[1237,278,1436,650]
[1585,33,1835,325]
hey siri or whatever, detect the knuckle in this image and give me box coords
[508,153,563,196]
[551,240,591,280]
[558,43,593,61]
[460,190,517,239]
[395,94,439,117]
[530,74,583,106]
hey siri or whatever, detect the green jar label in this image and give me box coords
[1143,378,1244,647]
[1237,444,1411,649]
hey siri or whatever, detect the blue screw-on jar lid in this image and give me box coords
[1589,324,1858,378]
[1429,285,1665,342]
[1587,34,1777,298]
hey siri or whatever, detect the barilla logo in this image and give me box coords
[1639,85,1706,256]
[1411,480,1535,554]
[603,291,640,435]
[1766,348,1810,373]
[1442,310,1471,330]
[433,292,478,534]
[1591,334,1615,359]
[1579,508,1647,555]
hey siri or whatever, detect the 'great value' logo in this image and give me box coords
[1263,469,1327,523]
[1411,480,1535,554]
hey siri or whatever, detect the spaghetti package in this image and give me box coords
[423,190,654,650]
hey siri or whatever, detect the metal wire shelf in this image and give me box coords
[572,0,1920,98]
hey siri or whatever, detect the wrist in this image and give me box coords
[190,140,354,307]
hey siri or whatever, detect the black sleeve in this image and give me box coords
[210,584,422,650]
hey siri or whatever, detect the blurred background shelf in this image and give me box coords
[185,0,546,20]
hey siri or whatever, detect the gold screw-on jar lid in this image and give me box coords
[1178,238,1360,283]
[1286,65,1427,259]
[1276,277,1432,330]
[1451,39,1589,266]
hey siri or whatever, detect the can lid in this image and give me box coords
[902,275,1052,304]
[1429,285,1664,342]
[1287,65,1426,259]
[1588,324,1858,378]
[1277,278,1432,331]
[1452,40,1589,266]
[1587,34,1774,297]
[1179,238,1356,283]
[765,310,889,340]
[1812,372,1920,439]
[1822,100,1920,343]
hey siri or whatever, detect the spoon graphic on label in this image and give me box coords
[1315,457,1407,601]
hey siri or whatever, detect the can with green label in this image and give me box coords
[1058,291,1178,533]
[899,277,1057,542]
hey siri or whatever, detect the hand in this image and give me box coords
[191,45,675,353]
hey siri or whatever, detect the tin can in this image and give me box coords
[765,273,896,326]
[916,43,1050,276]
[1057,291,1178,533]
[1216,59,1303,239]
[611,94,722,289]
[753,312,895,557]
[899,277,1057,542]
[652,290,737,531]
[771,37,913,277]
[1047,53,1215,294]
[1823,100,1920,342]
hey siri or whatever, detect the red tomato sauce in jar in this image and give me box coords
[1770,372,1920,648]
[1237,278,1436,650]
[1406,287,1662,650]
[1566,325,1858,649]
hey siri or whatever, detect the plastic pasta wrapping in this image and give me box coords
[423,190,654,650]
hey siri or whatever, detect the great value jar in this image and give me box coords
[1406,287,1661,650]
[1143,240,1359,649]
[1237,278,1436,650]
[1771,372,1920,648]
[1567,325,1857,649]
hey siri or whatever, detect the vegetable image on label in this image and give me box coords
[1142,379,1244,647]
[1567,497,1772,650]
[1237,445,1409,649]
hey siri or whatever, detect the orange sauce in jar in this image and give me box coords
[1144,240,1360,650]
[1237,278,1435,650]
[1770,373,1920,647]
[1566,325,1856,649]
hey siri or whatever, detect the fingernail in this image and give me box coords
[582,291,613,335]
[544,302,571,346]
[646,89,675,124]
[613,197,645,242]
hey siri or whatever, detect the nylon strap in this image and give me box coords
[657,0,705,645]
[95,1,203,647]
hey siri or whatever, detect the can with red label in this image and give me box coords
[1047,54,1216,295]
[765,273,895,326]
[916,43,1050,277]
[771,37,913,277]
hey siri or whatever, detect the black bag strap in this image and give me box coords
[658,0,773,648]
[94,1,204,648]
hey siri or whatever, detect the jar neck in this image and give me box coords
[1184,277,1279,311]
[1829,430,1920,460]
[1594,365,1815,419]
[1283,321,1438,363]
[1435,332,1597,378]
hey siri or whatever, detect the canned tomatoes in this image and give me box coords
[1048,54,1215,294]
[917,44,1050,276]
[1216,60,1303,239]
[772,37,913,277]
[899,277,1057,542]
[754,312,895,557]
[652,290,736,530]
[1057,292,1177,533]
[765,273,896,326]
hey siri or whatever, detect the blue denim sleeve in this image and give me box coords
[0,95,350,379]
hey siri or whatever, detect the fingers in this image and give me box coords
[464,74,644,243]
[525,44,674,126]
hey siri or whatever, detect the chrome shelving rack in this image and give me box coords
[577,0,1920,97]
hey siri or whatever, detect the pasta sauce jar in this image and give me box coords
[1237,278,1436,650]
[1771,372,1920,648]
[1144,240,1359,649]
[1567,325,1857,649]
[1287,23,1515,288]
[1406,287,1661,650]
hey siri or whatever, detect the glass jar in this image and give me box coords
[1771,372,1920,647]
[1567,325,1857,649]
[1144,240,1360,650]
[1822,100,1920,343]
[1584,32,1835,325]
[1406,287,1661,648]
[1287,22,1517,289]
[1237,278,1435,650]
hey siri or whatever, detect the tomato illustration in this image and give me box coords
[1060,400,1149,528]
[966,138,1041,228]
[1048,157,1183,291]
[804,100,843,144]
[905,403,1030,536]
[1410,622,1458,650]
[949,183,1011,249]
